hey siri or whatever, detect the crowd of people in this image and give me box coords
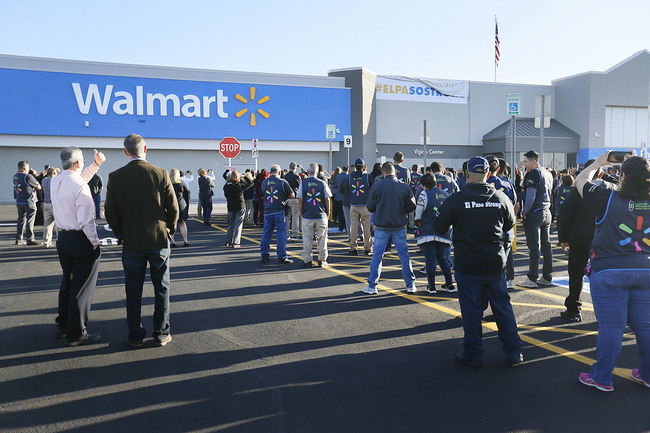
[12,141,650,392]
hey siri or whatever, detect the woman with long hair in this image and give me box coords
[574,152,650,392]
[169,168,190,246]
[223,170,254,248]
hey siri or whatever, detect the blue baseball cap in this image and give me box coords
[355,158,365,166]
[467,156,489,174]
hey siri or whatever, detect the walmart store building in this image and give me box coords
[1,50,649,203]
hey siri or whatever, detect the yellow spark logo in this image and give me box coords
[235,87,270,126]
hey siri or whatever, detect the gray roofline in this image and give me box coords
[552,49,650,84]
[0,53,347,88]
[328,66,377,76]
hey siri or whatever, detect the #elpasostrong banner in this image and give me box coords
[375,76,468,104]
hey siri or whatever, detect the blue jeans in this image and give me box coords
[523,209,553,281]
[260,212,288,259]
[200,197,213,224]
[590,269,650,386]
[92,194,102,219]
[421,241,453,288]
[455,271,522,362]
[226,209,245,245]
[367,228,414,289]
[122,248,171,340]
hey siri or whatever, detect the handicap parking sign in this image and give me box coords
[506,92,521,116]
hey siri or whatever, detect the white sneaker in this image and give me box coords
[407,284,417,293]
[507,280,514,289]
[537,277,554,286]
[362,285,378,295]
[517,277,538,288]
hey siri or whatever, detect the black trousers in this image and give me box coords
[56,230,101,339]
[564,241,591,313]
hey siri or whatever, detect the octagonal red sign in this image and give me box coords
[219,137,240,158]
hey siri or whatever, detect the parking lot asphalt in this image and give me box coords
[1,203,649,433]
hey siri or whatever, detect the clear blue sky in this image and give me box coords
[1,0,648,84]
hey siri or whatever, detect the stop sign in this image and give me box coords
[219,137,240,159]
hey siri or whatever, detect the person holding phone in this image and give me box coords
[574,151,650,391]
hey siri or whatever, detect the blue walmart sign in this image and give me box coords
[0,68,351,141]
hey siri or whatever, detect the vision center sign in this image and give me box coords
[0,68,351,141]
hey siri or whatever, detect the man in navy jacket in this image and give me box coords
[362,162,416,295]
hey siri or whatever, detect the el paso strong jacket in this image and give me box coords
[433,182,515,276]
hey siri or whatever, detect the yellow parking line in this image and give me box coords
[205,219,633,380]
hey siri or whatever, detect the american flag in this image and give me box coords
[495,17,500,67]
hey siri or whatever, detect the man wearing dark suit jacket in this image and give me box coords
[105,134,179,348]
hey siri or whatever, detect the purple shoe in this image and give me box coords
[631,369,650,388]
[579,372,613,392]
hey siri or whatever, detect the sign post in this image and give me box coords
[252,138,259,172]
[421,120,430,170]
[506,93,521,183]
[219,137,241,169]
[535,95,551,167]
[326,124,336,173]
[343,135,352,166]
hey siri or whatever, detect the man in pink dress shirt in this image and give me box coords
[51,147,106,346]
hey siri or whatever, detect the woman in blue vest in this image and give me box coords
[414,173,455,293]
[575,152,650,392]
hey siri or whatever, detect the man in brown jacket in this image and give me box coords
[105,134,179,348]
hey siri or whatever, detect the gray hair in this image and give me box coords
[60,147,84,170]
[289,162,297,170]
[124,134,146,157]
[269,164,281,174]
[308,162,319,176]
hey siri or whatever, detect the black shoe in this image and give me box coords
[170,242,178,248]
[278,257,293,264]
[225,242,232,247]
[438,284,458,293]
[55,325,67,339]
[184,242,190,247]
[303,261,313,268]
[66,332,101,347]
[261,255,271,263]
[455,351,483,368]
[426,285,437,294]
[364,250,372,256]
[154,334,172,347]
[348,250,358,256]
[560,310,582,322]
[204,221,211,226]
[318,260,328,268]
[26,240,39,245]
[125,337,144,348]
[508,353,524,367]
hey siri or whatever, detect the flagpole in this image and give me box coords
[494,15,499,83]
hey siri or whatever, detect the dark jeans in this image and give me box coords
[253,199,259,225]
[56,230,101,339]
[16,203,36,242]
[523,209,553,281]
[421,241,453,288]
[505,243,515,281]
[455,271,522,363]
[92,194,102,219]
[122,248,171,340]
[200,197,213,224]
[565,242,591,313]
[333,200,345,230]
